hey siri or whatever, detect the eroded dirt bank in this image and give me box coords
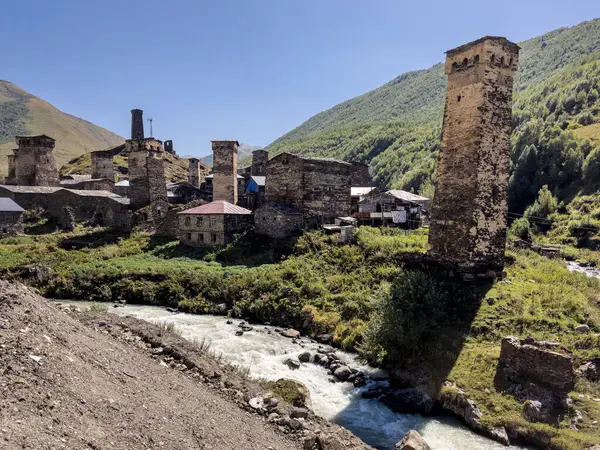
[0,280,371,450]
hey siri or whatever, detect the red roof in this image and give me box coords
[178,200,252,215]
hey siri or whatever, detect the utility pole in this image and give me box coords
[147,117,153,137]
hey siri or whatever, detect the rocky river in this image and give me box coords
[75,303,529,450]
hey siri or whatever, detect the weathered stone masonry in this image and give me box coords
[91,150,115,181]
[126,138,168,212]
[13,135,59,187]
[428,36,520,272]
[212,140,238,204]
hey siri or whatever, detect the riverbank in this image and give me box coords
[1,225,600,448]
[0,280,370,450]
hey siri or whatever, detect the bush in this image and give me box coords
[509,217,533,241]
[525,185,558,221]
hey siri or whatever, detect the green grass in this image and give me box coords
[1,224,600,447]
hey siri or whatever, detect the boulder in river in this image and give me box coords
[280,329,301,338]
[284,358,301,370]
[381,387,433,414]
[333,366,352,381]
[298,352,311,363]
[395,430,431,450]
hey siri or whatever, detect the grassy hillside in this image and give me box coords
[0,81,124,177]
[267,19,600,206]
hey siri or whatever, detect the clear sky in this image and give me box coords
[2,1,599,157]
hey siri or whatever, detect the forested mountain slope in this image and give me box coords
[267,19,600,211]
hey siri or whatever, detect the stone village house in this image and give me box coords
[0,198,24,235]
[177,200,253,246]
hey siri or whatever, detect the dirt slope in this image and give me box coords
[0,281,304,450]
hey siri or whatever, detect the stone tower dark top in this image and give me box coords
[164,140,175,155]
[251,149,268,176]
[211,140,239,204]
[131,109,144,140]
[428,36,520,274]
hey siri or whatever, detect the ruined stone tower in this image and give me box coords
[127,138,167,210]
[428,36,520,273]
[14,135,59,186]
[211,140,238,204]
[164,140,175,155]
[4,151,18,185]
[251,149,268,176]
[188,158,200,187]
[91,151,114,181]
[131,109,144,140]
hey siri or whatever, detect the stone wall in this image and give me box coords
[254,204,303,239]
[428,37,520,272]
[265,153,352,223]
[177,213,252,246]
[212,141,238,204]
[499,336,575,393]
[14,136,59,187]
[91,151,115,181]
[5,153,17,185]
[251,150,268,176]
[0,212,24,235]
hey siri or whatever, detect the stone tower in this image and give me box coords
[14,135,59,186]
[5,150,18,185]
[131,109,144,140]
[251,149,268,176]
[91,151,114,181]
[188,158,200,187]
[126,138,167,210]
[428,36,520,273]
[211,140,239,204]
[164,140,175,155]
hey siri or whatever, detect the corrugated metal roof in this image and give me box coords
[251,176,266,186]
[351,187,375,197]
[0,197,24,212]
[0,185,63,194]
[387,190,429,202]
[178,200,252,215]
[205,174,244,179]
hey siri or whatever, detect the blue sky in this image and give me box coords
[2,1,599,157]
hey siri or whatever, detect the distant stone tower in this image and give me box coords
[212,140,239,204]
[428,36,520,273]
[91,151,114,181]
[251,149,268,176]
[164,140,175,155]
[126,138,167,210]
[14,135,59,186]
[4,150,18,185]
[131,109,144,140]
[188,158,200,187]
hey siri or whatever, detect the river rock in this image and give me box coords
[226,319,233,324]
[353,375,367,387]
[241,325,254,332]
[298,352,311,363]
[329,363,341,373]
[235,330,244,336]
[290,406,310,419]
[316,333,332,344]
[575,324,590,333]
[333,366,352,381]
[395,430,431,450]
[381,387,433,414]
[280,329,301,338]
[248,397,265,411]
[284,358,301,370]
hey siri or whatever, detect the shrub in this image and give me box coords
[509,217,533,241]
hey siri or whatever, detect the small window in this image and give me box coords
[500,56,505,66]
[462,57,468,66]
[474,55,479,64]
[452,61,458,71]
[196,216,203,226]
[2,228,7,234]
[509,57,513,67]
[157,207,163,218]
[198,233,204,243]
[490,54,495,63]
[457,95,461,102]
[186,233,192,241]
[185,216,191,226]
[211,233,217,243]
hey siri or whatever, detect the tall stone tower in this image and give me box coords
[188,158,200,187]
[91,151,115,181]
[126,138,167,210]
[131,109,144,140]
[4,150,18,185]
[251,149,268,176]
[428,36,520,273]
[14,135,59,186]
[211,140,239,204]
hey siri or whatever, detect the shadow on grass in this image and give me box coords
[25,220,57,235]
[57,228,130,250]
